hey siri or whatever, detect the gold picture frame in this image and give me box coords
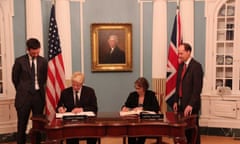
[91,23,132,72]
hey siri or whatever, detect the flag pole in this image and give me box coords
[46,0,66,121]
[166,0,182,107]
[177,0,180,9]
[51,0,55,5]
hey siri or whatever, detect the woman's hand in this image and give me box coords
[121,106,130,112]
[132,107,143,111]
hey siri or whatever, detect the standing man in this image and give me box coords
[57,72,98,144]
[12,38,48,144]
[101,34,126,64]
[173,43,203,144]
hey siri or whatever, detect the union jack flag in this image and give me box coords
[165,7,182,107]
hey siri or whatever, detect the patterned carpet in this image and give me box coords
[1,132,240,144]
[0,133,31,144]
[0,133,17,143]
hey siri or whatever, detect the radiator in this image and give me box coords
[152,78,167,112]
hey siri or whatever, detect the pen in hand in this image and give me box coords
[59,104,67,113]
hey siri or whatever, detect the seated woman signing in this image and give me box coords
[121,77,160,144]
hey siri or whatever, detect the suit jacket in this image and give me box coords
[57,86,98,113]
[174,58,203,114]
[123,90,160,113]
[103,47,125,64]
[12,54,48,109]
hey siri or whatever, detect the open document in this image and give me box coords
[56,111,95,118]
[119,110,156,116]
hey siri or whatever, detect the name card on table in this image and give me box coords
[63,115,88,120]
[139,112,164,120]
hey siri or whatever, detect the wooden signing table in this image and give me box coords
[30,112,198,144]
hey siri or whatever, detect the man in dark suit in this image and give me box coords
[12,38,48,144]
[173,43,203,144]
[57,72,98,144]
[102,35,125,64]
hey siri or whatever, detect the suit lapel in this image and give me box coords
[69,88,75,105]
[79,86,84,102]
[25,55,32,77]
[183,59,194,79]
[36,56,43,80]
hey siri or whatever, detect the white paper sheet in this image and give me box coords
[56,111,95,118]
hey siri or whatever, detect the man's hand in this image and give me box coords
[173,102,178,112]
[184,105,192,117]
[72,107,83,113]
[58,106,67,113]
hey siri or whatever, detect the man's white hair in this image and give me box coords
[71,72,85,83]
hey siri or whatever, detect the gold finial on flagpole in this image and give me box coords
[51,0,55,5]
[177,0,180,9]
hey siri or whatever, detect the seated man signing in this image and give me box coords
[56,72,98,144]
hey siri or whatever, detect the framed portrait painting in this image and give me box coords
[91,23,132,72]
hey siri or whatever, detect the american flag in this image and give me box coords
[165,7,182,107]
[46,5,66,121]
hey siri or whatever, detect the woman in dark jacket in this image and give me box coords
[121,77,160,144]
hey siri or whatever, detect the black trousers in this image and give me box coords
[179,104,200,144]
[128,137,146,144]
[185,116,201,144]
[16,91,44,144]
[66,138,97,144]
